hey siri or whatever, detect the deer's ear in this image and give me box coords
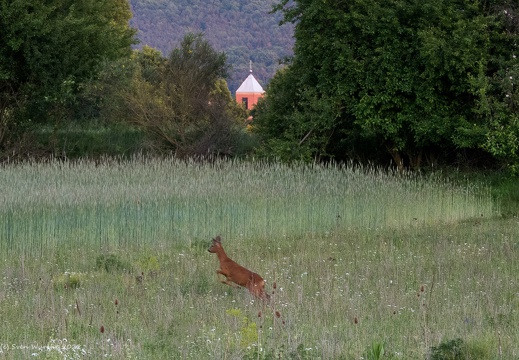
[214,235,222,243]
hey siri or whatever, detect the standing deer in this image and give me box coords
[208,236,270,301]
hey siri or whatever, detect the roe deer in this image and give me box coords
[208,236,270,301]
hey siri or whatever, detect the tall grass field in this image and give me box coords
[0,158,517,359]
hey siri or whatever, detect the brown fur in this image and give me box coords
[208,236,270,301]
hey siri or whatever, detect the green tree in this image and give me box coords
[0,0,136,155]
[83,45,164,124]
[255,0,519,170]
[118,34,247,157]
[253,68,343,162]
[474,3,519,172]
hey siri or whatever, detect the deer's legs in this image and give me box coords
[216,270,240,288]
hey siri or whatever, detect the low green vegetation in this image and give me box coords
[0,158,496,254]
[0,159,517,359]
[31,122,146,159]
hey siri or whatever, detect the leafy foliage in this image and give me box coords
[428,338,464,360]
[0,0,136,156]
[255,0,519,170]
[108,34,248,157]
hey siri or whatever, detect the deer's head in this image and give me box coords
[208,235,222,253]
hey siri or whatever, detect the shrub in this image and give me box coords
[95,254,132,273]
[428,338,463,360]
[52,272,82,290]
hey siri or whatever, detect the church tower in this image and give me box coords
[235,61,265,110]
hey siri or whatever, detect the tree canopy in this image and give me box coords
[98,34,248,157]
[254,0,519,171]
[0,0,136,153]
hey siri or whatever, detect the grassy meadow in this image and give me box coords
[0,158,517,359]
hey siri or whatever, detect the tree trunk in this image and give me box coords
[385,144,404,173]
[407,150,422,171]
[425,151,439,169]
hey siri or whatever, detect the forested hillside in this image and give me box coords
[128,0,294,93]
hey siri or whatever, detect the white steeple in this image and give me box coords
[236,61,264,94]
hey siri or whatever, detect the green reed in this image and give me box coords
[0,158,496,254]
